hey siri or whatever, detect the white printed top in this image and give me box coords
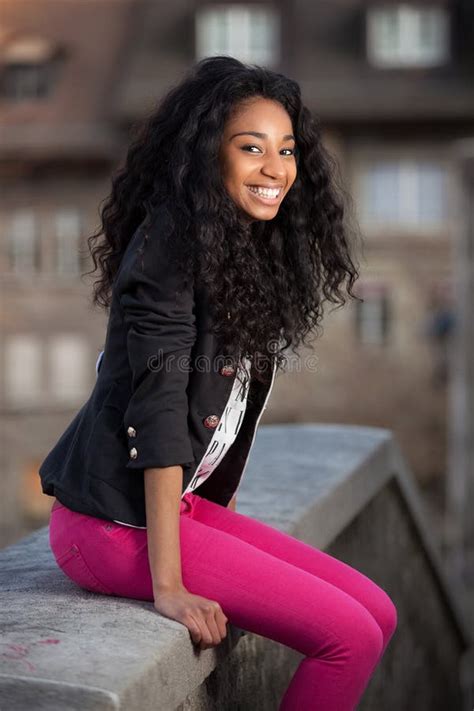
[111,354,253,528]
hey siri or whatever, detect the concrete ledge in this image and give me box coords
[0,424,472,710]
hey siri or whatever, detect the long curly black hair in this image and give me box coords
[84,55,361,389]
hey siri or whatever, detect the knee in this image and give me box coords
[317,604,384,669]
[348,608,385,669]
[347,591,398,664]
[377,589,398,647]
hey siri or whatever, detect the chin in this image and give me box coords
[241,204,279,222]
[241,211,273,224]
[253,209,278,221]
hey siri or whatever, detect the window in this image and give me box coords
[367,5,449,67]
[195,4,280,66]
[7,209,39,274]
[54,209,82,275]
[0,35,61,100]
[355,284,391,346]
[0,62,55,100]
[361,160,447,229]
[49,335,89,403]
[5,335,43,405]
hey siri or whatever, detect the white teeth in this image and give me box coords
[247,186,281,199]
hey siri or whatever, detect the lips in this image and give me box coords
[246,185,283,204]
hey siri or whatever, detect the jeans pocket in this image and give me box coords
[100,520,144,547]
[56,543,113,595]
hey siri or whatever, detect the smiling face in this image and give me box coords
[219,97,298,223]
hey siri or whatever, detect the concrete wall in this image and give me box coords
[0,425,471,710]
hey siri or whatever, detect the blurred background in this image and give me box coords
[0,0,473,633]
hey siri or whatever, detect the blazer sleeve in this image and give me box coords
[116,208,197,470]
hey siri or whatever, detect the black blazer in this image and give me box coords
[39,201,277,527]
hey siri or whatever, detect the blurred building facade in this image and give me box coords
[0,0,473,546]
[0,0,134,544]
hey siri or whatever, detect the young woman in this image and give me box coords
[40,56,397,710]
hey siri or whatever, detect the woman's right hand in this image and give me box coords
[153,586,229,650]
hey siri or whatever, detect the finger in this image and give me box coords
[194,614,213,649]
[199,621,215,649]
[215,608,228,639]
[185,613,203,646]
[205,609,223,646]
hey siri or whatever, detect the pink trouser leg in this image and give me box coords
[190,494,398,659]
[186,494,397,710]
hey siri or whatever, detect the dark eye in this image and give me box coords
[241,145,296,156]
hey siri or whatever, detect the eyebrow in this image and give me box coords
[229,131,296,142]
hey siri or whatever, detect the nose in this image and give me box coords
[261,150,287,182]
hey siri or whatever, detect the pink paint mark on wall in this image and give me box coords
[1,637,61,672]
[1,643,36,672]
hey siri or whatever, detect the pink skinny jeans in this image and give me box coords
[49,492,397,710]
